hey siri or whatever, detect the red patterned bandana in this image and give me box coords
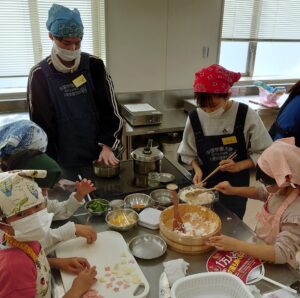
[193,64,241,93]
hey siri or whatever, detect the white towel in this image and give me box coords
[163,258,189,286]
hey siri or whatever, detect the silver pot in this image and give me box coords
[131,139,164,175]
[93,160,120,178]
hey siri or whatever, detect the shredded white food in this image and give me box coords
[180,188,214,205]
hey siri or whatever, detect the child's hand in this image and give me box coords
[75,224,97,244]
[219,159,241,173]
[55,257,90,274]
[75,178,96,201]
[193,170,203,185]
[215,181,235,195]
[207,234,241,251]
[69,266,97,297]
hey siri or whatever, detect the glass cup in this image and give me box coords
[148,172,160,187]
[109,199,124,210]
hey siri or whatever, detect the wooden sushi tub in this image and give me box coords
[159,204,221,254]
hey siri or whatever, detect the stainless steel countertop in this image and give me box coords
[51,200,299,298]
[125,109,188,136]
[123,94,288,137]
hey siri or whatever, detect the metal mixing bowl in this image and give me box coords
[150,189,173,206]
[85,198,110,216]
[124,193,154,212]
[105,208,139,231]
[128,234,167,259]
[93,160,120,178]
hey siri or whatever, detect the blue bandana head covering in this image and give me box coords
[0,120,47,158]
[46,4,83,38]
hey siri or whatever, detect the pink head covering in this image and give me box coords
[193,64,241,93]
[257,138,300,187]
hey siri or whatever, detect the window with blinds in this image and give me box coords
[0,0,105,81]
[220,0,300,78]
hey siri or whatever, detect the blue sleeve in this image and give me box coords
[274,95,300,141]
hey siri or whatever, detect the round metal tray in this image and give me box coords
[128,234,167,259]
[159,172,175,183]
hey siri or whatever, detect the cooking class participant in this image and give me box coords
[1,149,97,254]
[208,138,300,266]
[27,3,123,169]
[178,64,272,219]
[269,80,300,147]
[0,170,97,298]
[0,120,47,161]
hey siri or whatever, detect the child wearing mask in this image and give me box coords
[178,64,272,219]
[1,149,97,254]
[208,138,300,266]
[0,170,97,297]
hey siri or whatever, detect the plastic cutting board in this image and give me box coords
[55,231,150,298]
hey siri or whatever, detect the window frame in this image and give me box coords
[220,0,300,80]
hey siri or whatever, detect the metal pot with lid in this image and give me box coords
[131,139,164,175]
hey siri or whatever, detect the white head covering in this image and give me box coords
[0,170,46,218]
[257,137,300,187]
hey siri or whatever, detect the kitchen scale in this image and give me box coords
[121,103,163,126]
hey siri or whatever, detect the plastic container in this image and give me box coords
[148,172,160,187]
[171,272,254,298]
[258,87,279,108]
[138,207,161,230]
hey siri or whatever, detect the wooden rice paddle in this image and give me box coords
[171,190,185,233]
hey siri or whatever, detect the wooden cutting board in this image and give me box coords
[55,231,150,298]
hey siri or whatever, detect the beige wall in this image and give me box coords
[106,0,223,92]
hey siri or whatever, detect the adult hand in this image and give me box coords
[75,224,97,244]
[54,257,90,274]
[214,181,235,195]
[68,266,97,298]
[219,159,241,173]
[75,179,96,202]
[207,234,241,251]
[98,145,119,166]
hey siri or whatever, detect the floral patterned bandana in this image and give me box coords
[0,120,47,158]
[193,64,241,93]
[0,170,46,218]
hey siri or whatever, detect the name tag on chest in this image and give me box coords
[222,136,237,145]
[72,74,87,88]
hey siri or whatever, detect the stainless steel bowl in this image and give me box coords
[128,234,167,259]
[105,208,139,231]
[93,160,120,178]
[85,198,110,216]
[178,185,219,208]
[159,173,175,183]
[124,193,154,212]
[150,189,173,206]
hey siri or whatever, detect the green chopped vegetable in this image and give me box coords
[88,200,109,212]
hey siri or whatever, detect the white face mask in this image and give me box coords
[10,209,53,242]
[261,183,280,195]
[53,42,81,62]
[206,107,225,118]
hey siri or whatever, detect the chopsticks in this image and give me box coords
[197,151,237,187]
[77,174,92,202]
